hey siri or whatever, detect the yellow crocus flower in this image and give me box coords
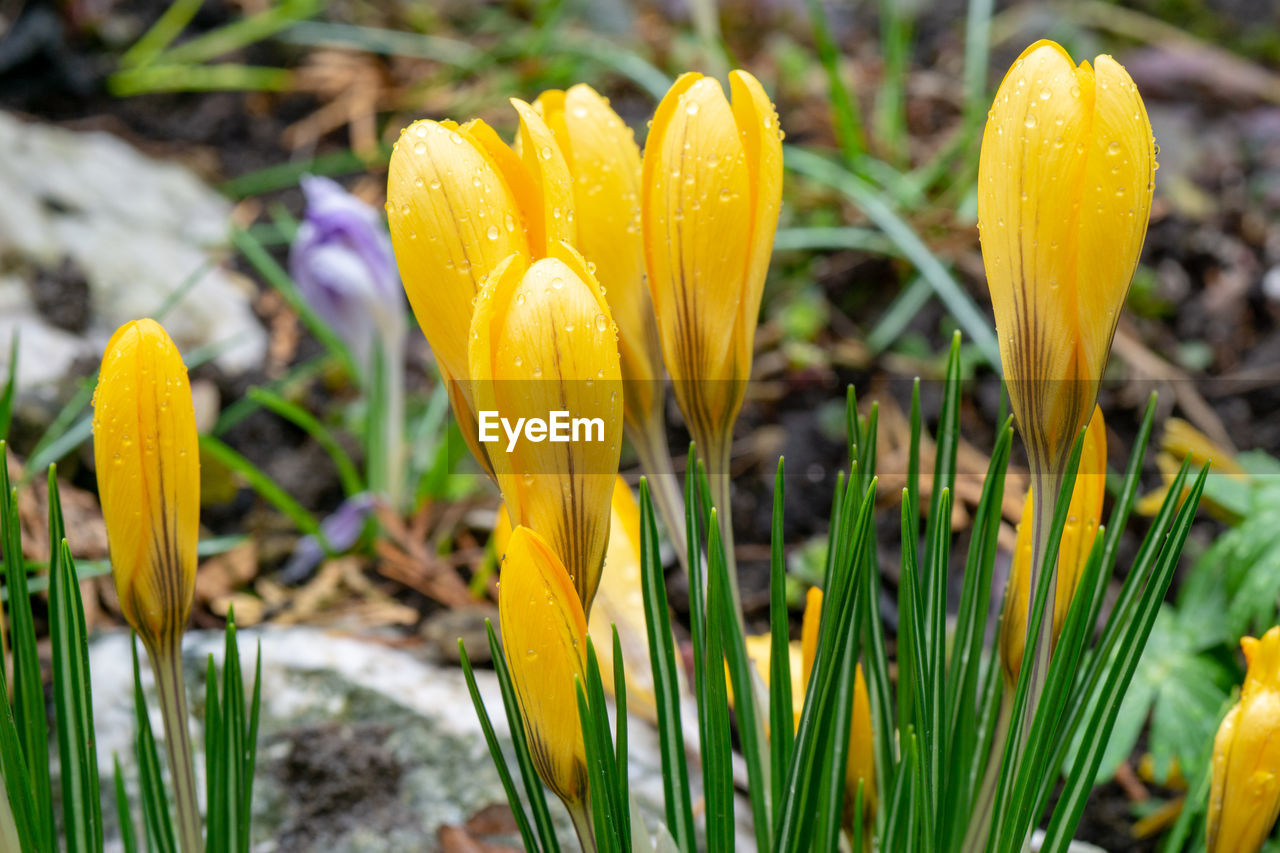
[494,476,664,721]
[92,319,200,654]
[498,525,590,807]
[978,40,1155,481]
[800,587,876,828]
[534,84,663,438]
[641,69,783,462]
[92,318,205,853]
[1207,626,1280,853]
[386,103,575,476]
[999,405,1107,683]
[469,245,623,613]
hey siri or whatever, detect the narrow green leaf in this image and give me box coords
[703,512,736,852]
[0,445,52,846]
[114,756,141,853]
[229,226,358,380]
[485,621,562,853]
[198,434,328,543]
[458,641,542,853]
[768,459,795,819]
[133,638,177,853]
[637,479,696,849]
[1041,467,1209,849]
[0,334,17,443]
[50,537,102,853]
[247,387,364,496]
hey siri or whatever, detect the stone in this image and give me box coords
[91,628,754,852]
[0,111,266,397]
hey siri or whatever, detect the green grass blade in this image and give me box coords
[0,334,17,442]
[715,506,771,847]
[0,686,39,852]
[229,225,358,380]
[637,480,696,849]
[784,147,1001,367]
[205,653,223,853]
[198,434,328,543]
[768,459,794,819]
[458,641,543,853]
[802,0,866,162]
[610,628,630,840]
[703,512,736,852]
[1041,466,1209,849]
[132,638,177,853]
[242,642,263,849]
[159,0,323,66]
[119,0,202,67]
[575,677,619,853]
[485,621,562,853]
[247,387,364,496]
[0,446,53,845]
[50,537,102,853]
[874,0,913,164]
[113,755,141,853]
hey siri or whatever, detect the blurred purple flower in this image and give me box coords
[289,175,404,364]
[280,492,378,584]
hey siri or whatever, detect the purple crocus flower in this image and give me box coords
[281,492,378,584]
[289,175,404,365]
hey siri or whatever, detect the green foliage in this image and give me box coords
[1100,446,1280,841]
[468,335,1207,852]
[0,436,261,850]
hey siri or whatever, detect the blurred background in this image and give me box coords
[3,0,1280,849]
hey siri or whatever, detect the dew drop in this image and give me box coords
[413,142,426,155]
[595,314,608,332]
[486,225,499,240]
[685,101,700,116]
[1024,114,1037,129]
[1107,140,1121,156]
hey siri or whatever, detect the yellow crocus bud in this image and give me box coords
[495,476,664,721]
[92,320,200,655]
[498,525,590,806]
[1207,627,1280,853]
[999,405,1107,684]
[386,103,575,476]
[978,40,1155,479]
[641,69,783,454]
[800,587,876,828]
[470,245,623,613]
[534,84,664,437]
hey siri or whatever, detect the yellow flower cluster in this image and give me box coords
[385,72,783,811]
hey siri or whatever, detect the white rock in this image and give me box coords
[0,111,266,390]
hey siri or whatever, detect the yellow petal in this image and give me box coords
[387,119,530,389]
[1161,418,1245,477]
[978,41,1153,476]
[469,248,623,612]
[1000,405,1108,683]
[643,72,767,443]
[91,319,200,653]
[1074,55,1156,389]
[498,525,589,805]
[540,84,663,434]
[498,477,668,722]
[512,99,577,256]
[1208,627,1280,852]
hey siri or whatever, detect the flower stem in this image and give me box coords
[1024,468,1060,727]
[960,693,1013,853]
[567,800,599,853]
[149,642,203,853]
[628,413,688,576]
[704,432,743,620]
